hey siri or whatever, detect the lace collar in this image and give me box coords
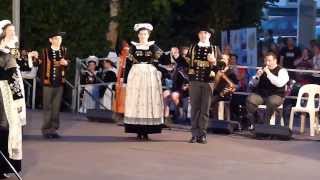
[131,41,155,50]
[197,41,211,47]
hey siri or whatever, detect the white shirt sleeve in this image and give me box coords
[266,68,289,87]
[28,57,33,68]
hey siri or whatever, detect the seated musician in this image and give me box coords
[18,49,39,80]
[246,52,289,129]
[158,47,181,88]
[81,56,98,84]
[210,53,238,120]
[80,56,99,112]
[17,49,38,71]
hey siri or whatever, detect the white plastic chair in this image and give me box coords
[258,104,284,126]
[218,101,230,121]
[289,84,320,136]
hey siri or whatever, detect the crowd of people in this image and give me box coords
[2,16,320,178]
[259,30,320,86]
[78,28,320,140]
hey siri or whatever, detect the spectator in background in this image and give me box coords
[81,56,98,84]
[310,39,317,50]
[277,36,284,46]
[172,46,189,93]
[230,54,247,92]
[104,51,118,73]
[263,29,274,49]
[229,53,248,126]
[258,46,269,67]
[80,56,99,112]
[222,44,232,55]
[312,44,320,84]
[279,37,301,70]
[19,49,39,78]
[158,47,178,89]
[98,57,117,110]
[269,43,279,59]
[98,58,117,82]
[163,90,172,124]
[294,48,313,85]
[169,92,182,123]
[18,49,39,108]
[175,50,189,70]
[180,46,189,59]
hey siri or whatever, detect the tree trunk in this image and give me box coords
[106,0,120,49]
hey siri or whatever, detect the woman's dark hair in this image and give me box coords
[0,33,5,42]
[1,23,13,37]
[303,48,313,59]
[137,28,151,34]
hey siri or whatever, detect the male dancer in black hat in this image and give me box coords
[186,27,220,144]
[39,32,69,139]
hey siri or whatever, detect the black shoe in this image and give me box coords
[0,174,10,179]
[197,136,207,144]
[137,134,142,140]
[142,134,149,141]
[43,133,53,139]
[188,136,197,143]
[51,132,61,139]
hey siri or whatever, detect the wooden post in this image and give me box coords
[12,0,20,45]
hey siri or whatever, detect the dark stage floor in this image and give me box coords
[10,110,320,180]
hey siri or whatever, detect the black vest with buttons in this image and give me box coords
[188,44,214,82]
[41,47,68,87]
[254,66,286,97]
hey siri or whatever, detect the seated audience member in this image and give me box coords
[97,57,117,110]
[80,56,99,112]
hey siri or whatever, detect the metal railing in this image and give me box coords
[232,65,320,100]
[75,57,115,113]
[20,57,116,113]
[22,58,320,113]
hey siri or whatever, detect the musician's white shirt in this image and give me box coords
[250,67,289,88]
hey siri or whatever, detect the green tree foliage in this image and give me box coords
[118,0,186,49]
[0,0,11,20]
[119,0,278,49]
[0,0,279,54]
[18,0,110,81]
[20,0,110,59]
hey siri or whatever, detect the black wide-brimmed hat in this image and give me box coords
[197,24,215,34]
[48,31,66,38]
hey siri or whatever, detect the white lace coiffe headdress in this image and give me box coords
[0,19,11,35]
[133,23,153,32]
[0,20,19,48]
[86,55,99,65]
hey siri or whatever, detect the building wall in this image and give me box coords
[275,0,320,8]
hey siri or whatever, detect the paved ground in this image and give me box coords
[7,110,320,180]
